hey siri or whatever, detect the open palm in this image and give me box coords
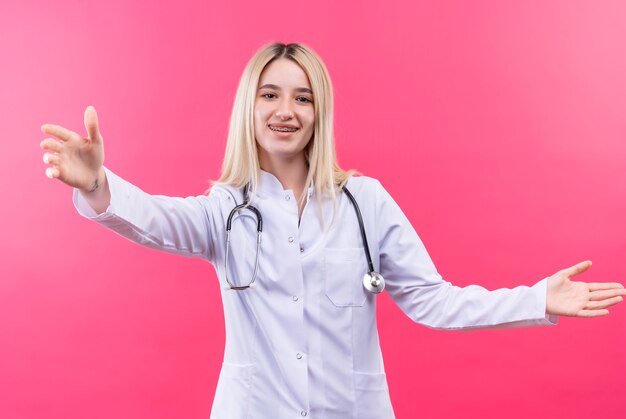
[546,261,626,317]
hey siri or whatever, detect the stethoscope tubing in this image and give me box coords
[341,186,375,274]
[224,183,384,293]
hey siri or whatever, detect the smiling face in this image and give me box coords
[254,58,315,168]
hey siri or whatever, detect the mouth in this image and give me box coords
[268,124,300,133]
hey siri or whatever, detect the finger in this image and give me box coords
[576,309,609,318]
[43,152,60,165]
[589,288,626,301]
[41,123,81,143]
[585,296,624,310]
[84,105,101,142]
[45,167,60,179]
[40,138,64,153]
[562,260,592,278]
[588,282,624,291]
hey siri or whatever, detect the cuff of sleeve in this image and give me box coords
[72,167,117,219]
[533,277,558,325]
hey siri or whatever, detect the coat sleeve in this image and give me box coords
[374,180,558,330]
[72,167,223,262]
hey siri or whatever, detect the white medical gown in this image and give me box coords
[73,168,557,419]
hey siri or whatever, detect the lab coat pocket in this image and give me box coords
[324,248,368,307]
[211,362,255,418]
[354,371,394,419]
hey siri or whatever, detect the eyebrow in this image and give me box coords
[258,83,313,94]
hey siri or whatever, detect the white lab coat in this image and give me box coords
[74,168,557,419]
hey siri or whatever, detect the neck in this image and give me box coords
[259,153,308,203]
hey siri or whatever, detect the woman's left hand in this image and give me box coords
[546,261,626,317]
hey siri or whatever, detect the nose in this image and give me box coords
[275,98,294,120]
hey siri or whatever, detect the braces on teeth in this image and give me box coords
[270,126,298,132]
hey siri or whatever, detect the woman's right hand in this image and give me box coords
[40,105,105,193]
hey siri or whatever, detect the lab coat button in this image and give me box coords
[296,353,303,360]
[301,411,308,417]
[292,296,299,302]
[300,246,304,253]
[288,236,294,243]
[285,194,290,201]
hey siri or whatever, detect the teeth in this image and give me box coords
[270,125,298,132]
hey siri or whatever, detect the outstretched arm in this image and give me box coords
[546,261,625,317]
[40,106,218,261]
[372,179,624,329]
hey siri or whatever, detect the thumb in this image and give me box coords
[562,260,592,278]
[84,105,101,142]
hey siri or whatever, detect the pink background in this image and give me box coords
[2,0,625,418]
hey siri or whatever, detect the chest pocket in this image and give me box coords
[324,248,369,307]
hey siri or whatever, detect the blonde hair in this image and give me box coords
[215,42,355,205]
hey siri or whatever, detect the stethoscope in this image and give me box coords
[224,184,386,294]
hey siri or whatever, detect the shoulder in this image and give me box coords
[345,174,387,199]
[345,174,381,192]
[198,184,245,216]
[207,183,243,203]
[344,175,400,217]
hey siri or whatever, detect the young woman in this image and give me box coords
[40,43,625,419]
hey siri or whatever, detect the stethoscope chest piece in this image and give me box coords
[363,271,385,294]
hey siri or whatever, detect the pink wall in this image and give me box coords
[2,0,625,418]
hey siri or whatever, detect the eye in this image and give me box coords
[296,96,312,103]
[261,93,277,99]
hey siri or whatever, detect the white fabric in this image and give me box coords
[73,167,557,419]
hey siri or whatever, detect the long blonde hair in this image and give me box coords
[215,42,355,204]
